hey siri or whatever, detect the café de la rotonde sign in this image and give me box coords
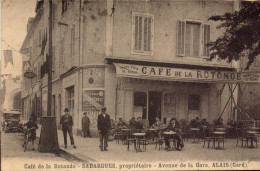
[114,63,260,83]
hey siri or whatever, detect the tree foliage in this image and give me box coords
[208,1,260,70]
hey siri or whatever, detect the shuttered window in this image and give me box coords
[177,21,185,56]
[177,20,210,58]
[132,12,154,55]
[203,24,210,57]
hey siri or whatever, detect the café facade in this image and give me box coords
[98,58,259,127]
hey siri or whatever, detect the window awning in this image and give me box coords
[109,61,260,84]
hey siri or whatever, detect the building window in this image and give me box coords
[62,0,68,14]
[188,94,200,110]
[71,25,75,57]
[132,12,154,55]
[177,20,210,58]
[66,86,74,116]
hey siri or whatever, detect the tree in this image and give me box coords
[208,1,260,70]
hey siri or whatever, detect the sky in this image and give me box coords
[1,0,36,76]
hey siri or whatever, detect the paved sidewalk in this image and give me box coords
[36,126,260,162]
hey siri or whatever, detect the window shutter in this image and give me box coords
[144,17,151,51]
[177,21,185,56]
[203,24,210,57]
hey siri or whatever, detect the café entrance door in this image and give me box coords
[148,92,162,126]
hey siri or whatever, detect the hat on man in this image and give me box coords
[83,112,87,115]
[64,108,69,112]
[101,107,106,110]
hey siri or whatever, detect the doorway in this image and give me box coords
[134,92,147,119]
[148,92,162,126]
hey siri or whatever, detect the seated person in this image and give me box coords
[128,117,136,129]
[116,118,128,129]
[110,119,116,130]
[23,116,38,150]
[134,117,144,131]
[189,117,200,128]
[152,117,163,128]
[227,120,236,137]
[163,118,184,151]
[152,117,163,137]
[141,119,149,131]
[214,117,225,128]
[200,118,210,136]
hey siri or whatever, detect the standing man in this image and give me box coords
[97,107,111,151]
[60,108,76,149]
[82,112,91,138]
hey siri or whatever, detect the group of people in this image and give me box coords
[110,116,184,151]
[23,107,230,152]
[111,116,157,131]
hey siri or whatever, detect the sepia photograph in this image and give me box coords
[1,0,260,170]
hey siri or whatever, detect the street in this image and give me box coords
[1,131,80,171]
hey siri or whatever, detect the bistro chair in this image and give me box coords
[236,127,249,147]
[155,137,165,151]
[203,127,214,148]
[114,129,124,144]
[126,133,136,151]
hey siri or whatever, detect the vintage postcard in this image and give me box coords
[1,0,260,170]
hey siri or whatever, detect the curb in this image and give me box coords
[35,136,91,163]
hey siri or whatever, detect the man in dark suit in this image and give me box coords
[163,118,184,151]
[97,107,111,151]
[82,112,91,137]
[60,108,76,149]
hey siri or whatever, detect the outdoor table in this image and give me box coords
[247,131,258,148]
[190,128,200,143]
[250,127,260,132]
[213,131,226,150]
[215,127,226,131]
[147,128,157,141]
[132,133,146,152]
[163,131,177,150]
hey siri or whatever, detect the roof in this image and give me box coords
[20,3,43,54]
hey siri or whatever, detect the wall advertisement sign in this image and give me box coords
[115,63,260,83]
[82,89,104,128]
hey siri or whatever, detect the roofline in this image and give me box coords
[20,7,43,54]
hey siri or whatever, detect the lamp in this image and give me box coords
[23,66,37,79]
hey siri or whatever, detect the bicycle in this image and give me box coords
[23,127,35,152]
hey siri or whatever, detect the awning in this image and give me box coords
[112,62,260,84]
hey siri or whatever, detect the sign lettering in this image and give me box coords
[115,63,260,83]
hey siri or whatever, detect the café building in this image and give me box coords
[103,58,255,126]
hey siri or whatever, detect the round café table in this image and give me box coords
[250,127,260,132]
[190,128,200,143]
[132,133,146,152]
[213,131,226,150]
[247,131,258,148]
[163,131,176,150]
[215,127,226,132]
